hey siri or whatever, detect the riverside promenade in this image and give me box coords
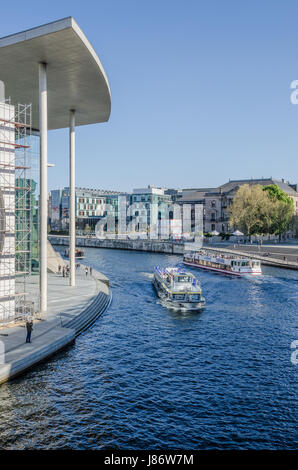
[0,267,110,384]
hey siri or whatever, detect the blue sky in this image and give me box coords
[2,0,298,192]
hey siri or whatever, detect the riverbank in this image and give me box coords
[0,266,111,384]
[49,235,184,255]
[49,235,298,270]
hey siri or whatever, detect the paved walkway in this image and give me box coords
[225,244,298,263]
[0,267,110,384]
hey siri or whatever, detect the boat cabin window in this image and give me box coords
[173,294,185,300]
[175,275,192,283]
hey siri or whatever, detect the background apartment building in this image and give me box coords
[129,186,183,237]
[50,178,298,239]
[180,178,298,235]
[50,187,127,232]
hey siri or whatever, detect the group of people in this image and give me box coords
[57,263,82,277]
[58,264,69,277]
[57,263,93,277]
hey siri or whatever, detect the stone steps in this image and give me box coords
[63,290,110,336]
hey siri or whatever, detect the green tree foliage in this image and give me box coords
[262,184,294,237]
[229,184,294,237]
[263,184,294,205]
[229,185,273,236]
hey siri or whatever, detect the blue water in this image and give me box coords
[0,247,297,449]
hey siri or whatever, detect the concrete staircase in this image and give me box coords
[62,290,110,336]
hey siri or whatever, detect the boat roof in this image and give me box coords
[192,250,258,261]
[155,266,195,276]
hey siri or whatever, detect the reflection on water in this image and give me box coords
[0,248,297,449]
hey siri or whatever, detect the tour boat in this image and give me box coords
[64,248,84,259]
[183,250,262,276]
[153,266,206,311]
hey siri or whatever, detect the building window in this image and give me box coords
[211,200,216,207]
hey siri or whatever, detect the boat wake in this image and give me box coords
[140,272,154,279]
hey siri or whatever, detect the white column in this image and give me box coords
[39,63,48,313]
[69,110,76,286]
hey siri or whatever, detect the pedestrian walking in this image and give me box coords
[89,266,92,275]
[25,316,33,343]
[85,266,88,276]
[58,264,61,275]
[62,266,65,277]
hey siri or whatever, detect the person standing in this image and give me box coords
[25,316,33,343]
[89,266,92,276]
[85,266,88,277]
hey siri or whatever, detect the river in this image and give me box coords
[0,247,297,449]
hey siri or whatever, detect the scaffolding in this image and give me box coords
[0,99,35,325]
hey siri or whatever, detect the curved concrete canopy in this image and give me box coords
[0,17,111,130]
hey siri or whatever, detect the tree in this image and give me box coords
[229,184,273,237]
[229,184,295,239]
[263,184,294,238]
[263,184,294,205]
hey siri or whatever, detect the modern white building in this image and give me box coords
[0,17,111,319]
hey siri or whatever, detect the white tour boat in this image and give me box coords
[183,250,262,276]
[153,266,206,311]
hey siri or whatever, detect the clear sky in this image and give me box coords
[2,0,298,192]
